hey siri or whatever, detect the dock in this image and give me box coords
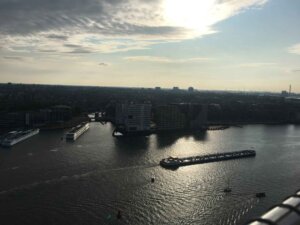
[160,150,256,169]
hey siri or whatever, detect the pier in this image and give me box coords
[160,150,256,169]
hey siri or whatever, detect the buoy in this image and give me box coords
[117,210,122,219]
[151,178,155,183]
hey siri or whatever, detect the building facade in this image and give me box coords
[154,103,207,131]
[25,105,72,127]
[115,102,152,132]
[154,105,187,130]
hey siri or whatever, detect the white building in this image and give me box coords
[115,102,152,132]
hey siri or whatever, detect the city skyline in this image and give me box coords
[1,0,300,92]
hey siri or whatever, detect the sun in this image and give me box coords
[163,0,216,31]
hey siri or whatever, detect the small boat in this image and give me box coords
[224,187,232,193]
[224,178,232,193]
[117,210,122,219]
[256,192,266,198]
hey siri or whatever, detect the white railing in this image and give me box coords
[247,190,300,225]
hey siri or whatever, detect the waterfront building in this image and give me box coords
[154,103,207,130]
[155,105,187,130]
[295,112,300,123]
[25,105,72,127]
[186,104,208,129]
[115,102,152,132]
[0,112,26,129]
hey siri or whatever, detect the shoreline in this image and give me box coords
[111,122,300,137]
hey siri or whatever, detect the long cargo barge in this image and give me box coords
[65,122,89,141]
[160,150,256,169]
[1,129,40,147]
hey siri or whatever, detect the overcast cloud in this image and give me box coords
[0,0,268,53]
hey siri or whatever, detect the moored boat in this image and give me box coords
[65,122,89,141]
[1,129,40,147]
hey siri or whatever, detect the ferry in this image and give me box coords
[65,122,89,141]
[1,129,40,147]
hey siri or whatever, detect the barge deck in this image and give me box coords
[160,150,256,169]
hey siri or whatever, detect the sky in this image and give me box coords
[0,0,300,92]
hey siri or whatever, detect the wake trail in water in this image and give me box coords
[0,162,159,196]
[106,163,158,172]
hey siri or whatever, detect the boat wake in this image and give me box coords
[0,163,159,196]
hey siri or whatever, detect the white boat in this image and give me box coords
[65,122,89,141]
[1,129,40,147]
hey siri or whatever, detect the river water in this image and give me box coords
[0,123,300,225]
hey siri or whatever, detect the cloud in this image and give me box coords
[0,33,162,54]
[236,62,276,68]
[3,56,24,61]
[288,43,300,55]
[0,0,269,53]
[124,56,214,63]
[291,69,300,73]
[47,34,69,40]
[125,56,171,63]
[99,62,109,66]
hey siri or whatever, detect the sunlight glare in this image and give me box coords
[164,0,216,31]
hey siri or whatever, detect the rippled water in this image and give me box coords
[1,123,300,225]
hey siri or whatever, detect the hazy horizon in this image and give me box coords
[1,0,300,92]
[2,82,297,94]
